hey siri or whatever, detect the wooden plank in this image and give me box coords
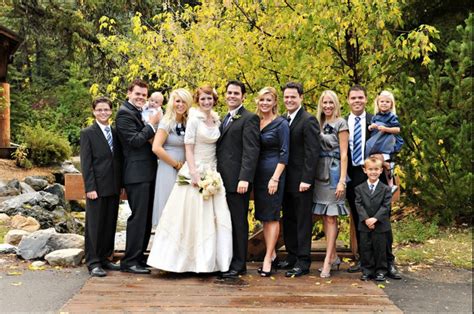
[61,263,401,313]
[64,173,127,200]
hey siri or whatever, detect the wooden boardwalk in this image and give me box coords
[61,263,401,313]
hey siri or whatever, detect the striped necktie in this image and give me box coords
[352,116,362,165]
[105,126,113,152]
[223,113,232,128]
[370,184,375,194]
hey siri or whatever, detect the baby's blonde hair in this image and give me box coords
[375,90,396,115]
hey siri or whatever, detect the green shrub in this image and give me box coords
[393,216,439,244]
[12,144,33,169]
[19,124,72,166]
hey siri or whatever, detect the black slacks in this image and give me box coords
[121,181,155,268]
[360,231,389,275]
[85,194,120,270]
[282,189,313,270]
[225,191,251,272]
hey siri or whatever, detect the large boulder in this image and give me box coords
[24,176,49,191]
[19,182,36,194]
[0,243,17,254]
[5,205,55,229]
[44,184,66,207]
[10,215,40,232]
[45,248,84,267]
[5,229,31,246]
[17,228,84,260]
[0,191,60,213]
[0,179,21,197]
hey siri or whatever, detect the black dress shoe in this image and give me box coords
[285,267,309,277]
[387,264,402,279]
[347,261,362,273]
[360,273,371,281]
[375,273,386,281]
[221,269,245,278]
[121,265,151,274]
[277,260,295,270]
[90,266,107,277]
[102,261,121,271]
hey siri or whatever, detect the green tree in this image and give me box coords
[396,14,473,224]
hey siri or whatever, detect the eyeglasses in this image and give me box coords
[94,109,111,113]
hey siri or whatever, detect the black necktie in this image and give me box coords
[287,115,291,124]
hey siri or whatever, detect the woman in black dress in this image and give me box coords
[253,87,290,277]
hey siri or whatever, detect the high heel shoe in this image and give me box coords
[320,269,331,278]
[260,267,274,277]
[318,256,341,272]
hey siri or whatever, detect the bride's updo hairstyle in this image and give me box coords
[162,88,192,126]
[193,85,218,105]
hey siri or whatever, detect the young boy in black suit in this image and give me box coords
[355,156,392,281]
[80,97,122,277]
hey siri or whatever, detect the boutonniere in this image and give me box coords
[232,114,241,120]
[323,124,335,134]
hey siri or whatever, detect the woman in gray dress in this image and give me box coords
[151,88,193,227]
[312,90,349,278]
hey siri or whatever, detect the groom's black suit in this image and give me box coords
[116,100,157,268]
[217,106,260,272]
[282,107,320,271]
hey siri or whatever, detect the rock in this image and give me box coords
[31,260,46,267]
[17,228,84,260]
[0,243,17,254]
[5,205,55,229]
[24,176,48,191]
[19,182,36,194]
[44,184,66,206]
[17,228,56,260]
[53,160,80,185]
[10,215,40,232]
[0,191,59,213]
[45,248,84,266]
[69,200,85,212]
[0,179,21,197]
[0,213,10,225]
[5,229,31,246]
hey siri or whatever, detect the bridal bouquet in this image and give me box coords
[177,169,222,200]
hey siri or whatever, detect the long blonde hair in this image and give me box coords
[316,90,341,126]
[374,90,396,115]
[162,88,193,126]
[255,87,279,119]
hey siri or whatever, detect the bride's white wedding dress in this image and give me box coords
[147,109,233,273]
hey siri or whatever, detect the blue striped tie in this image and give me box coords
[353,117,362,165]
[105,126,113,152]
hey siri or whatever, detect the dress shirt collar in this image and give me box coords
[287,105,302,124]
[228,104,243,117]
[349,111,366,121]
[367,179,380,190]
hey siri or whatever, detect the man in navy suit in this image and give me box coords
[116,79,161,274]
[80,97,122,277]
[345,85,400,279]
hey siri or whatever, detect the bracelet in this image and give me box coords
[338,181,346,187]
[270,177,279,182]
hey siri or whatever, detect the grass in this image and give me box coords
[394,227,472,269]
[0,224,9,243]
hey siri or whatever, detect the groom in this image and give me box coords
[217,80,260,278]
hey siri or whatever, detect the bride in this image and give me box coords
[147,85,233,273]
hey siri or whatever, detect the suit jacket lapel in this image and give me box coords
[371,182,383,199]
[221,106,245,138]
[289,107,304,131]
[124,101,145,127]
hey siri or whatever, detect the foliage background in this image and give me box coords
[0,0,471,224]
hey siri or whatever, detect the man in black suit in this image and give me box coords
[355,157,393,282]
[345,85,400,279]
[278,82,320,277]
[80,97,122,277]
[217,80,260,278]
[116,79,161,274]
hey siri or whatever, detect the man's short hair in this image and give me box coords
[283,82,304,96]
[226,80,246,95]
[127,79,148,92]
[347,84,367,98]
[92,96,112,110]
[364,156,383,168]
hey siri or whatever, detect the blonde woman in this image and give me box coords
[312,90,350,278]
[253,87,289,277]
[151,88,192,227]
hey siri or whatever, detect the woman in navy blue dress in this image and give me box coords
[253,87,290,277]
